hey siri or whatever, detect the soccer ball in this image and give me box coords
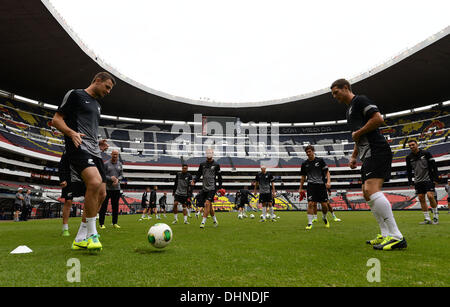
[250,214,255,219]
[147,223,173,249]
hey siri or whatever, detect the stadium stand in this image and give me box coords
[1,89,449,219]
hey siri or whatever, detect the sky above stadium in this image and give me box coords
[49,0,449,104]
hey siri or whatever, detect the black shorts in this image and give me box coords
[69,151,106,183]
[174,194,188,205]
[259,193,272,203]
[361,153,392,184]
[141,201,149,209]
[61,182,86,200]
[415,181,435,195]
[306,183,328,203]
[149,202,156,209]
[199,190,216,203]
[13,204,22,211]
[236,201,247,208]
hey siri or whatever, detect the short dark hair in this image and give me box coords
[305,145,315,152]
[330,79,351,91]
[407,139,418,144]
[182,164,188,167]
[92,71,116,85]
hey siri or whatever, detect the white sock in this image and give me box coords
[370,192,403,240]
[213,216,217,223]
[269,207,274,217]
[184,215,188,222]
[307,214,313,225]
[423,211,431,220]
[62,224,69,231]
[174,213,178,221]
[313,214,317,220]
[141,214,145,218]
[368,199,389,238]
[86,217,97,238]
[262,207,267,219]
[332,212,336,218]
[75,222,87,242]
[431,208,438,218]
[187,209,190,216]
[202,217,207,224]
[322,212,327,220]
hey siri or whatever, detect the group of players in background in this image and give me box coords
[51,72,448,253]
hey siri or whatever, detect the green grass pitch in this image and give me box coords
[0,211,448,287]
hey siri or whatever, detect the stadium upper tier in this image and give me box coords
[0,93,449,168]
[1,1,449,123]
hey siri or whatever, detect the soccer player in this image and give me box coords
[150,186,158,219]
[191,148,222,228]
[13,188,23,222]
[172,164,193,224]
[139,186,151,220]
[99,149,124,229]
[254,166,276,222]
[51,71,115,251]
[331,78,406,251]
[406,140,439,224]
[59,151,86,236]
[236,187,256,219]
[326,189,341,222]
[21,189,32,221]
[299,145,331,230]
[193,192,205,218]
[158,192,167,219]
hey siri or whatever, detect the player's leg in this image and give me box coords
[182,204,189,224]
[364,178,406,250]
[320,202,329,228]
[306,201,315,229]
[173,200,179,223]
[98,191,110,228]
[111,190,121,228]
[417,193,431,224]
[140,208,147,220]
[62,199,72,236]
[80,166,103,251]
[200,199,210,228]
[268,202,276,221]
[327,202,341,221]
[210,196,218,227]
[260,203,267,222]
[426,190,438,224]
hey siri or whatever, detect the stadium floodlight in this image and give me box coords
[0,89,11,97]
[165,120,186,125]
[142,119,165,124]
[315,121,336,126]
[413,104,439,112]
[271,123,292,127]
[118,116,141,122]
[42,103,58,110]
[293,122,314,126]
[13,94,39,105]
[100,114,118,120]
[385,110,411,118]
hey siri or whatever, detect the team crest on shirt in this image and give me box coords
[315,162,320,167]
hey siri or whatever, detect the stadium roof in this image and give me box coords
[1,0,449,123]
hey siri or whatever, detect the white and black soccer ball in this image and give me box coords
[147,223,173,249]
[250,214,255,219]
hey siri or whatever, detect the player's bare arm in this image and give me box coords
[351,112,384,142]
[51,112,85,148]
